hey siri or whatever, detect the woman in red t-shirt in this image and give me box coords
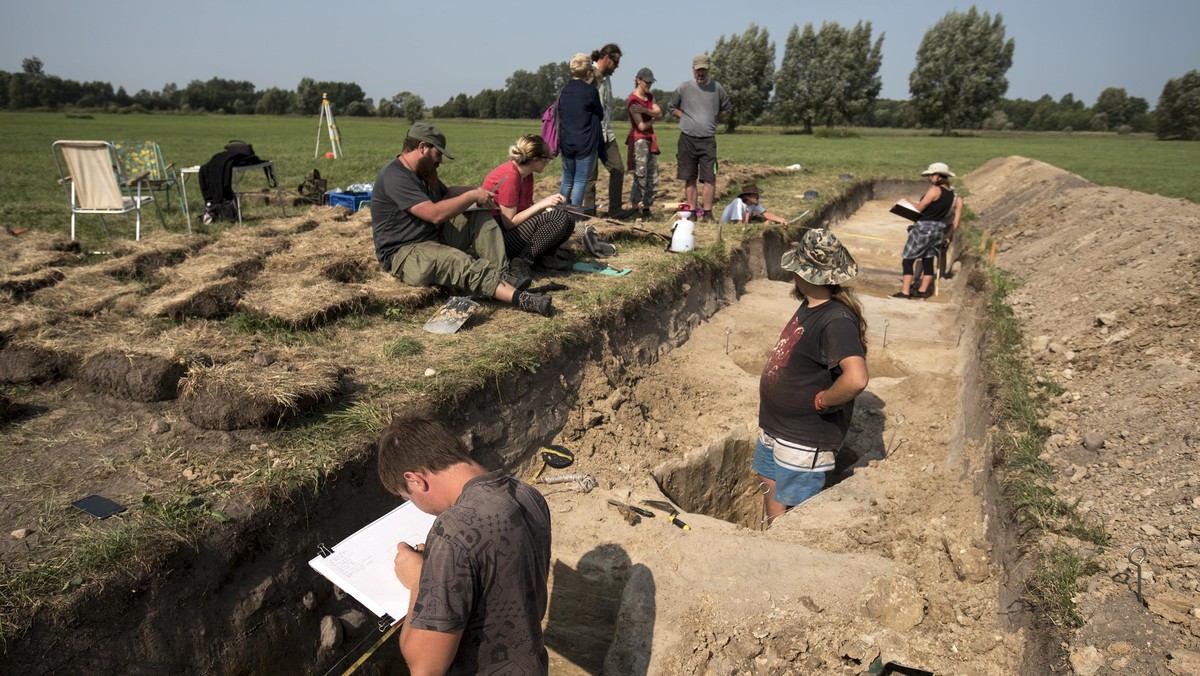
[482,135,576,270]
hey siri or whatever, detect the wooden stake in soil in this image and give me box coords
[988,239,998,264]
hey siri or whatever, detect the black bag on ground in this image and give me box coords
[198,140,276,224]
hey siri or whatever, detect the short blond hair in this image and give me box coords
[508,135,552,165]
[569,53,593,80]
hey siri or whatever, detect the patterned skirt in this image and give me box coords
[902,220,946,260]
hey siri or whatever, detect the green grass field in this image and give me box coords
[2,111,1197,247]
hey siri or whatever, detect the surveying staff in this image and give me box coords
[894,162,957,299]
[756,229,869,524]
[583,43,628,219]
[482,134,575,271]
[381,409,552,675]
[667,53,731,222]
[370,122,553,316]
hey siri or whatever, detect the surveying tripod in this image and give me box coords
[315,93,344,159]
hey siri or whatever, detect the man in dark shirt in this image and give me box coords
[370,122,553,316]
[380,410,552,675]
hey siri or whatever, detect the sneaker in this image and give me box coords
[891,291,913,299]
[609,208,638,221]
[700,213,715,223]
[502,257,533,291]
[517,292,553,316]
[639,208,653,221]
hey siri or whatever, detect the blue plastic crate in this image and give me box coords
[327,191,371,213]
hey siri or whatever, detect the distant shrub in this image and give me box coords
[1115,124,1133,135]
[813,127,860,139]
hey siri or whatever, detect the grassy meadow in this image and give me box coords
[1,111,1198,248]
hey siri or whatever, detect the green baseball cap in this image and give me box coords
[406,122,454,160]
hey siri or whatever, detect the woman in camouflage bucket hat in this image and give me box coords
[755,228,869,524]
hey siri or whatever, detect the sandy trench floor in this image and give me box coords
[536,190,1024,674]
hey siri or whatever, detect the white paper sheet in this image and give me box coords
[308,501,436,623]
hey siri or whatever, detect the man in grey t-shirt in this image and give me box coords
[667,53,731,222]
[381,410,552,675]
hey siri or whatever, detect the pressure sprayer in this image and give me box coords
[669,204,695,253]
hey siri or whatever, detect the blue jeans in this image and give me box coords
[560,153,596,206]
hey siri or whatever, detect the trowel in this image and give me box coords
[422,296,479,334]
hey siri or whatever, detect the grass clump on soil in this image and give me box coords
[385,336,424,358]
[981,262,1108,629]
[1024,544,1102,628]
[0,494,221,650]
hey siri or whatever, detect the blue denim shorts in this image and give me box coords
[753,430,831,507]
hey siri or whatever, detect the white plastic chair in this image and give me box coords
[53,140,165,241]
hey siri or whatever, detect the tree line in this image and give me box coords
[5,7,1199,140]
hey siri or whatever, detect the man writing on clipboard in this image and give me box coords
[379,409,552,675]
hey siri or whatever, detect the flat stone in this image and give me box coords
[1095,312,1118,327]
[318,615,343,652]
[1070,645,1104,676]
[861,575,925,630]
[10,528,33,539]
[1141,524,1162,537]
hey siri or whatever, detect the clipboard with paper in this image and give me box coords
[308,501,437,625]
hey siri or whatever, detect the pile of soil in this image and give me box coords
[970,157,1200,674]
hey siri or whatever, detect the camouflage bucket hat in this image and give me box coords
[780,228,858,285]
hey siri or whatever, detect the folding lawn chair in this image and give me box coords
[112,140,183,213]
[53,140,165,241]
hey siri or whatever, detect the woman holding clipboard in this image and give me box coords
[893,162,957,299]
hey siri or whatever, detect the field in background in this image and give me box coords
[1,111,1198,247]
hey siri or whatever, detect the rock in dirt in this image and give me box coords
[861,575,925,630]
[337,609,368,636]
[252,351,275,367]
[1081,432,1107,452]
[301,590,316,612]
[150,419,171,435]
[1069,645,1104,676]
[1094,312,1118,327]
[318,615,343,652]
[10,528,33,539]
[1167,649,1200,675]
[942,537,991,583]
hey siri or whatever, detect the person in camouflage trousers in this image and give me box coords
[625,67,661,220]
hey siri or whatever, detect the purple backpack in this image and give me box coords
[540,99,560,158]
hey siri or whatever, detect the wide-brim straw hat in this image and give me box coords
[921,162,955,177]
[781,228,858,286]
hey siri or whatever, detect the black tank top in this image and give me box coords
[921,186,954,223]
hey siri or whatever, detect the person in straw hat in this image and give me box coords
[895,162,959,299]
[756,228,870,523]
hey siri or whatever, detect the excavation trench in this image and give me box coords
[14,179,1025,675]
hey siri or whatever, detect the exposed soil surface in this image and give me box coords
[1,156,1197,674]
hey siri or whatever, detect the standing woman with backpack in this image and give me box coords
[557,53,606,206]
[482,135,574,272]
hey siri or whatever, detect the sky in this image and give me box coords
[3,0,1197,110]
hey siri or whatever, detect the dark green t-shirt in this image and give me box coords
[370,158,447,269]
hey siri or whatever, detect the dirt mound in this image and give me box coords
[179,359,344,430]
[965,156,1200,671]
